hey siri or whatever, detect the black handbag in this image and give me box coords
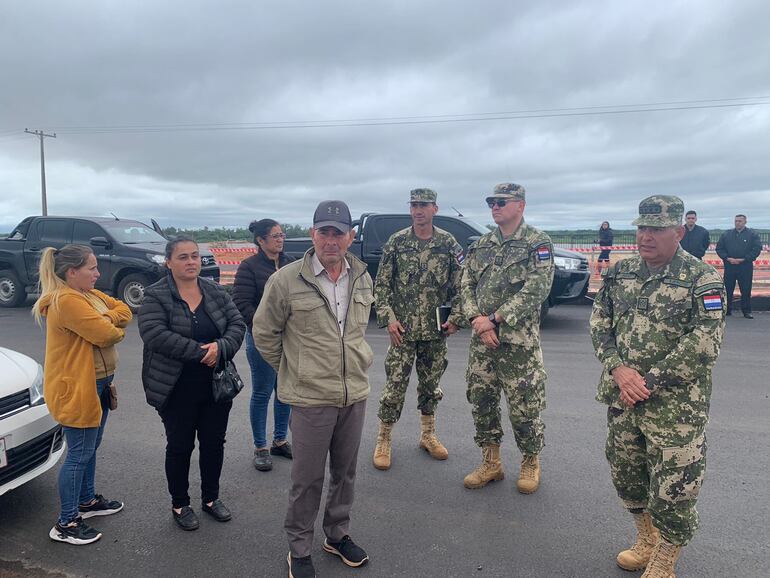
[211,342,244,403]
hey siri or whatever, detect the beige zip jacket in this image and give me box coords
[252,249,375,407]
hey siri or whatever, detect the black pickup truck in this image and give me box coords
[0,216,220,310]
[283,213,590,317]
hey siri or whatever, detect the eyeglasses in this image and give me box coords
[267,232,286,240]
[487,199,512,208]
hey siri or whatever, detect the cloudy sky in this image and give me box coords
[1,1,769,232]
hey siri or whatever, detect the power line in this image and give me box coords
[24,129,57,216]
[4,95,769,136]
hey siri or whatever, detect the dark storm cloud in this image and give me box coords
[1,0,769,231]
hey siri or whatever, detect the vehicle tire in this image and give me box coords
[117,273,151,311]
[0,269,27,308]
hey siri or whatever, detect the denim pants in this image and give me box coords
[245,331,290,448]
[57,375,112,525]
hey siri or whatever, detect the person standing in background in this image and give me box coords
[716,214,763,318]
[232,219,294,472]
[679,210,710,260]
[596,221,613,275]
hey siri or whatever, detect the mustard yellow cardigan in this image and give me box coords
[40,288,131,428]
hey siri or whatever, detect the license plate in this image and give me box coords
[0,437,7,469]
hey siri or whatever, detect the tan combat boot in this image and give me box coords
[617,511,661,571]
[373,421,393,470]
[463,444,504,489]
[516,454,541,494]
[640,539,681,578]
[418,414,448,460]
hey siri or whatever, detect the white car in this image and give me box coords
[0,346,65,496]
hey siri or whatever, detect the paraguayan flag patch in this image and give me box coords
[536,245,552,261]
[702,294,723,311]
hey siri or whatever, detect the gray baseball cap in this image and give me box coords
[313,200,352,233]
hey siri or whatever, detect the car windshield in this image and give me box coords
[460,217,491,236]
[102,222,166,244]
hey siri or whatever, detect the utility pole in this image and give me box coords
[24,129,57,216]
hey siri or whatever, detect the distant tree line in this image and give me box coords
[162,224,310,242]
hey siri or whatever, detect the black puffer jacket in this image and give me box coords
[232,250,293,331]
[138,275,246,410]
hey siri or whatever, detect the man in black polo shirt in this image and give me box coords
[716,214,763,318]
[680,210,710,259]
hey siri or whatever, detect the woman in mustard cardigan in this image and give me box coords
[33,245,132,546]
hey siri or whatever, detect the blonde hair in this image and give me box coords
[32,244,94,324]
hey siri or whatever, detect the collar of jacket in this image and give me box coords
[404,226,441,248]
[640,247,688,280]
[255,248,289,269]
[493,218,527,245]
[297,248,368,288]
[164,271,214,303]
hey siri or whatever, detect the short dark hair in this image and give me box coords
[685,210,697,217]
[248,219,280,244]
[165,234,197,259]
[735,214,747,219]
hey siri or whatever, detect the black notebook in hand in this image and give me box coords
[436,305,452,332]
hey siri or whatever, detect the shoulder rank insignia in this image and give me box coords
[702,294,723,311]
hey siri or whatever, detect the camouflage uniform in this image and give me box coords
[590,196,726,547]
[375,188,464,424]
[462,184,554,455]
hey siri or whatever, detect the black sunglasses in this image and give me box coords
[487,199,512,208]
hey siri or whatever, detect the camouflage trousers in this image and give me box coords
[605,406,707,546]
[377,338,448,424]
[465,338,546,455]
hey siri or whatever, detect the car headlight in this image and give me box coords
[553,256,582,271]
[29,363,45,406]
[147,253,166,265]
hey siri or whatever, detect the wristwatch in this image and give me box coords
[488,313,500,327]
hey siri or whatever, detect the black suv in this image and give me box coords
[0,216,220,310]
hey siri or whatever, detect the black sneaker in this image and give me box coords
[79,494,124,519]
[254,448,273,471]
[173,506,200,531]
[323,535,369,568]
[49,517,102,545]
[743,312,754,319]
[271,440,293,459]
[287,552,316,578]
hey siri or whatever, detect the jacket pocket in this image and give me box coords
[291,296,327,332]
[351,291,375,326]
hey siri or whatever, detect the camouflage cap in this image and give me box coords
[487,182,525,201]
[631,195,684,227]
[410,188,437,203]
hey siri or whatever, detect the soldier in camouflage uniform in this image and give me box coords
[590,195,726,577]
[461,183,554,493]
[372,188,465,471]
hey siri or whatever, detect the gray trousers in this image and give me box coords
[285,400,366,558]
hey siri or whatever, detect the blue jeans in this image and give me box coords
[245,331,290,448]
[57,375,112,525]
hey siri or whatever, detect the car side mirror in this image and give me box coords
[90,236,111,248]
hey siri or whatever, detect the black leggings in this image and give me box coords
[160,397,232,508]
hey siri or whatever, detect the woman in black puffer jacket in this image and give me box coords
[138,235,245,531]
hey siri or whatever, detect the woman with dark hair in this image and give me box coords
[138,235,245,530]
[597,221,613,274]
[33,244,131,545]
[232,219,294,472]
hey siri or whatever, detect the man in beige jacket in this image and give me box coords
[253,200,375,578]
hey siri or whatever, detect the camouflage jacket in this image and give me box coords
[590,248,726,421]
[461,220,554,345]
[374,226,464,341]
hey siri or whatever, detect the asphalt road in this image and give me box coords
[0,304,767,578]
